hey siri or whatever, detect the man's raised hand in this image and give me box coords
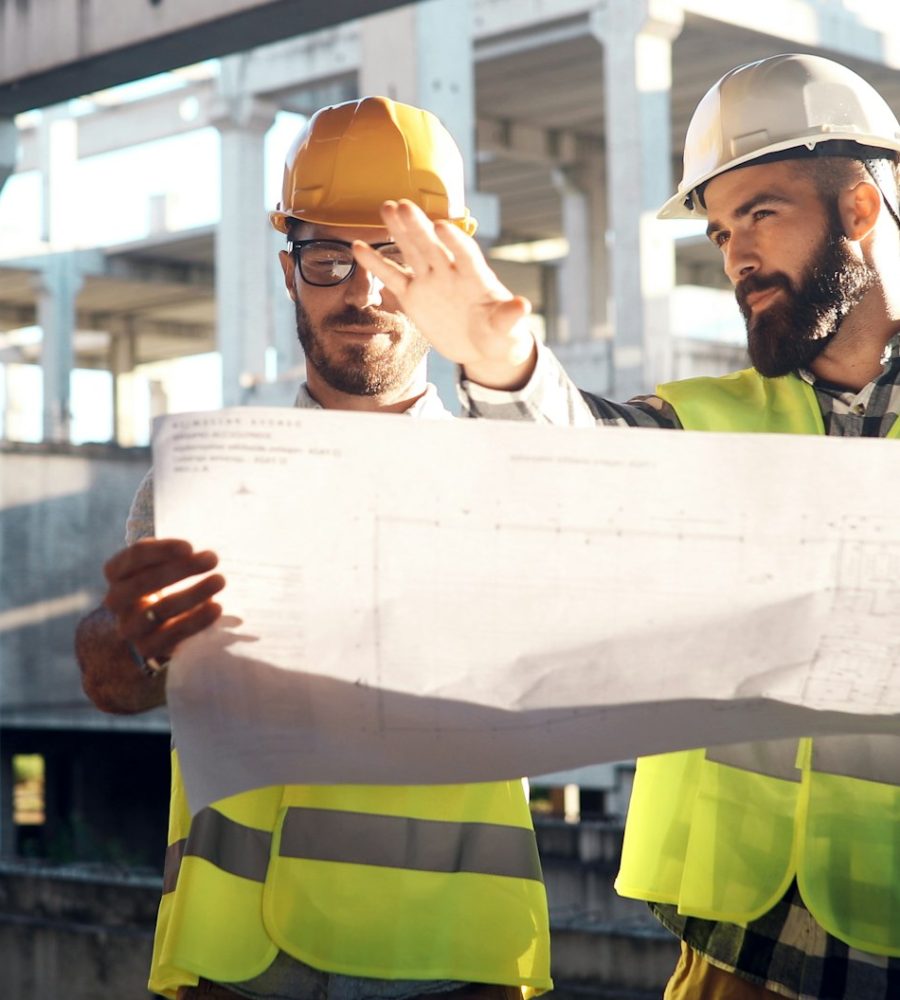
[353,199,537,389]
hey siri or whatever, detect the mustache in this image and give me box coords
[735,272,793,314]
[325,305,401,332]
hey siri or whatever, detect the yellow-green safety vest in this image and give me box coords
[615,368,900,956]
[149,750,552,998]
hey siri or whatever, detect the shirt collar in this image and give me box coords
[292,382,451,418]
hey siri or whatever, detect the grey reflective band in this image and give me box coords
[162,807,274,894]
[162,805,543,894]
[812,734,900,786]
[705,739,803,782]
[279,807,543,882]
[162,838,186,894]
[706,735,900,787]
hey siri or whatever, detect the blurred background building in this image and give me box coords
[0,1,898,997]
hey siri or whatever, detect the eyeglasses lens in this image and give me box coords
[295,241,405,286]
[299,243,355,286]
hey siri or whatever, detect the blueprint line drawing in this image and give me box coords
[151,408,900,812]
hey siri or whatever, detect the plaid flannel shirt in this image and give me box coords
[459,338,900,1000]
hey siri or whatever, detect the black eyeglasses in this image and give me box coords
[288,238,405,287]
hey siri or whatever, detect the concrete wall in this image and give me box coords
[0,442,158,731]
[537,819,679,998]
[0,860,161,1000]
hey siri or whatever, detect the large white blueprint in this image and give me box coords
[152,407,900,813]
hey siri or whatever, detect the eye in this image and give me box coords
[751,208,774,222]
[307,249,350,267]
[379,244,406,266]
[710,230,729,248]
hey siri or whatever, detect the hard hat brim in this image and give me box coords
[659,134,900,220]
[268,208,477,237]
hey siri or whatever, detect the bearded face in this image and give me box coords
[737,219,878,378]
[294,298,430,396]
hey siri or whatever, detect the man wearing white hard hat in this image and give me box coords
[358,53,900,1000]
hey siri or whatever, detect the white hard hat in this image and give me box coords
[660,53,900,219]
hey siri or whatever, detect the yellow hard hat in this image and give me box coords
[660,53,900,219]
[269,96,477,236]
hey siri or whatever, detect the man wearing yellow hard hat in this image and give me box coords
[75,97,551,1000]
[359,54,900,1000]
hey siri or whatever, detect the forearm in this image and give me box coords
[75,605,167,714]
[459,340,599,425]
[460,341,682,429]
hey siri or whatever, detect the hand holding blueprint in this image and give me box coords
[152,408,900,812]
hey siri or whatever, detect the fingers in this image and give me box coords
[133,571,226,639]
[104,539,219,612]
[104,537,193,580]
[490,296,533,337]
[381,200,456,275]
[102,538,225,660]
[433,220,503,290]
[131,591,224,663]
[352,241,409,299]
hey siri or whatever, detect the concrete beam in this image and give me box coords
[472,0,597,40]
[477,118,602,167]
[682,0,900,67]
[0,0,416,115]
[104,254,214,289]
[1,247,212,288]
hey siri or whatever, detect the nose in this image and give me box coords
[344,264,384,308]
[722,229,760,287]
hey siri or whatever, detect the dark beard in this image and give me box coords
[295,300,429,396]
[737,229,878,378]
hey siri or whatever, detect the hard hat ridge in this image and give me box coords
[269,96,477,235]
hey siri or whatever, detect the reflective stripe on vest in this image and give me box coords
[163,808,273,893]
[280,806,544,880]
[163,803,543,894]
[707,734,900,787]
[706,738,804,781]
[616,368,900,957]
[812,734,900,785]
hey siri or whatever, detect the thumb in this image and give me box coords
[490,296,532,336]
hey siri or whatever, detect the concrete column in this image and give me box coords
[592,0,683,399]
[584,152,610,344]
[33,253,83,442]
[38,107,79,250]
[541,262,561,345]
[211,56,277,407]
[553,169,592,345]
[269,228,302,380]
[360,0,496,409]
[0,118,15,200]
[109,322,138,445]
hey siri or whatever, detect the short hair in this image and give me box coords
[695,145,900,226]
[789,152,900,229]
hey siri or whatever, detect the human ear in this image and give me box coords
[838,180,881,241]
[278,249,299,302]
